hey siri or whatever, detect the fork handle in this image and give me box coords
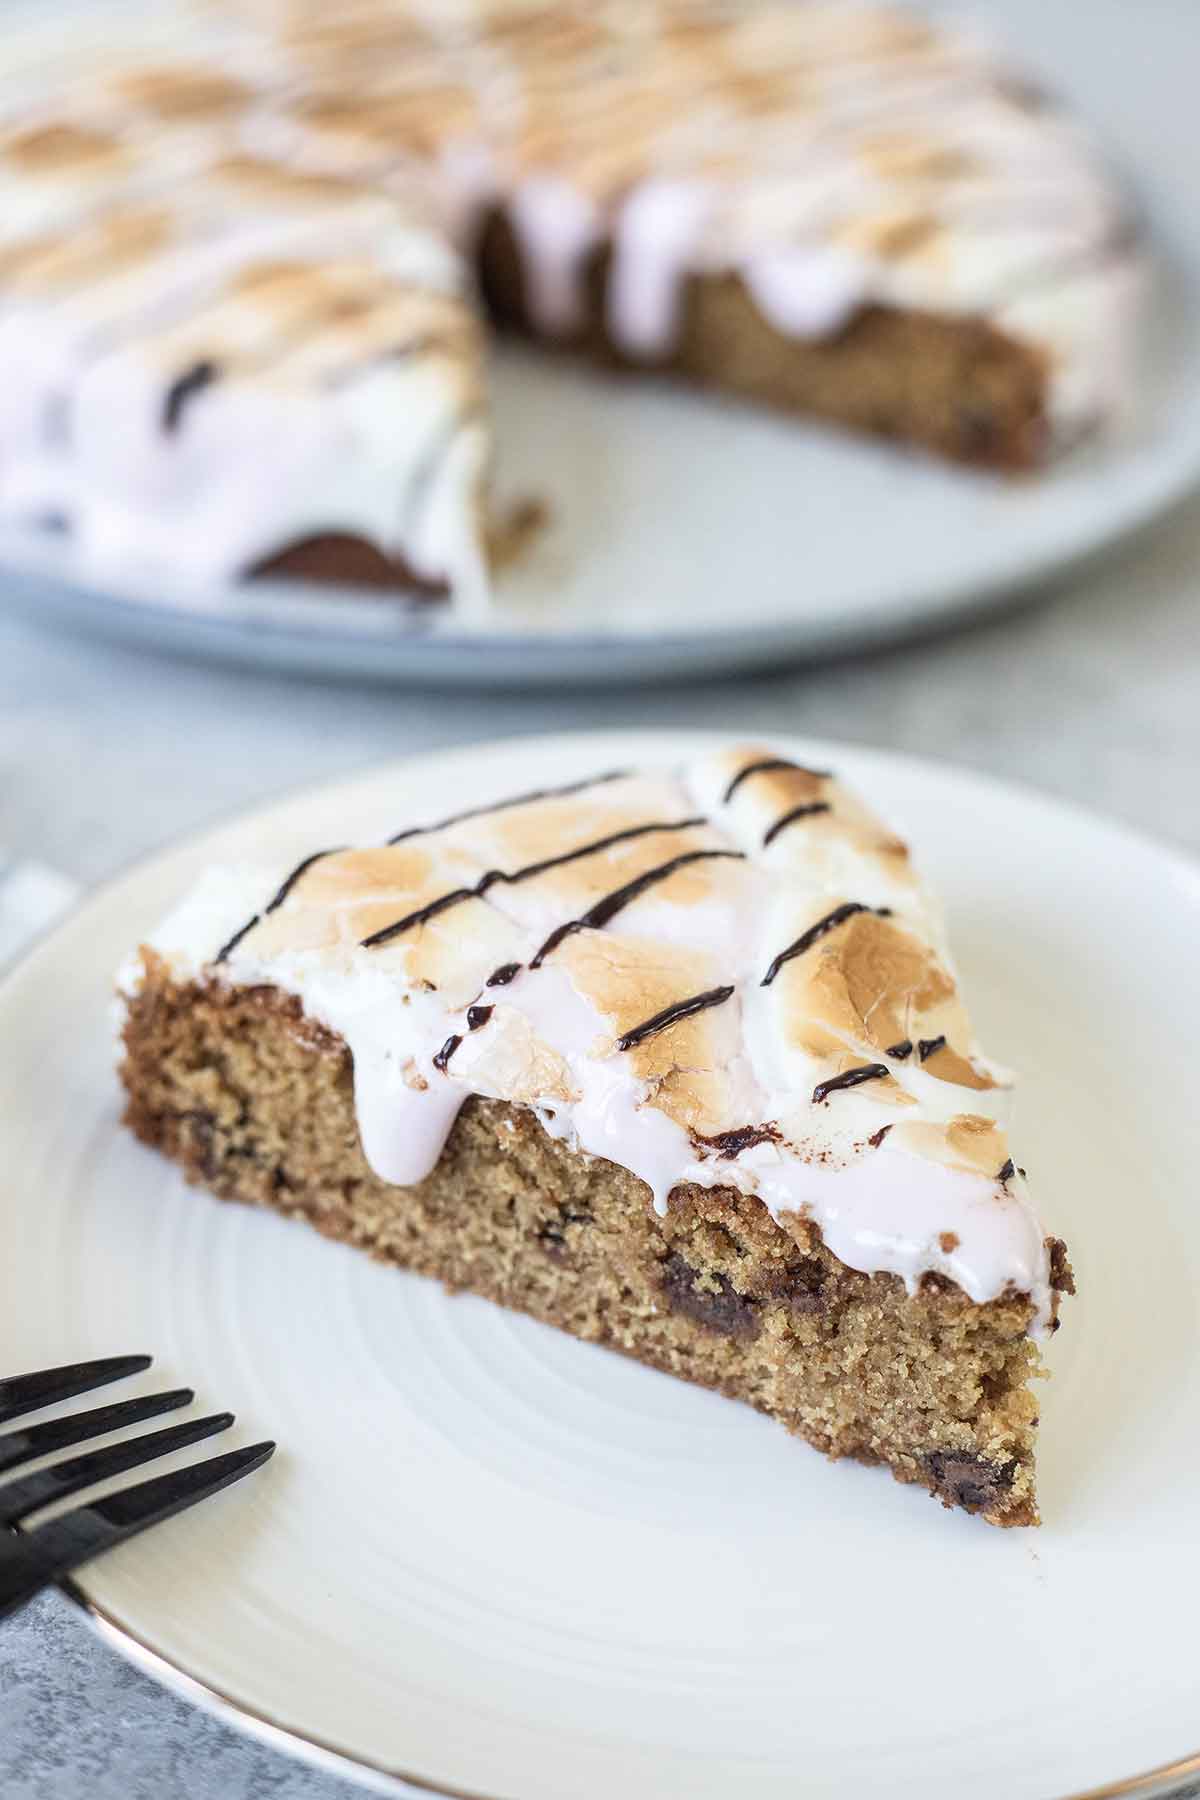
[0,1536,57,1620]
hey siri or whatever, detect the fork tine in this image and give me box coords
[73,1440,275,1534]
[3,1441,275,1620]
[0,1356,152,1426]
[0,1389,195,1479]
[0,1413,234,1528]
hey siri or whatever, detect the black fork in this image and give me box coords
[0,1356,274,1620]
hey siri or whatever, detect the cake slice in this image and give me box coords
[118,746,1073,1525]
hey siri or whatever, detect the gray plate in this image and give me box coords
[2,0,1199,688]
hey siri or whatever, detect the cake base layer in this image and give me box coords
[479,211,1050,472]
[121,960,1050,1526]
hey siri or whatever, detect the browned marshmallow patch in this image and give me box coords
[773,906,994,1091]
[1,122,126,173]
[716,746,913,874]
[896,1115,1013,1181]
[4,207,173,293]
[112,66,254,120]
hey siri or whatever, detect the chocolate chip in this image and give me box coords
[958,407,999,456]
[1047,1236,1076,1295]
[181,1109,217,1180]
[659,1252,761,1340]
[536,1203,592,1258]
[923,1449,1017,1514]
[766,1255,828,1315]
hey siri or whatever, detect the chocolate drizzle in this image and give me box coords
[529,848,744,970]
[386,769,629,845]
[694,1123,780,1159]
[616,985,735,1053]
[812,1063,889,1104]
[214,913,263,969]
[868,1124,893,1149]
[163,360,219,435]
[361,816,707,949]
[264,848,344,915]
[760,902,892,987]
[762,801,832,848]
[917,1035,947,1062]
[723,757,792,802]
[214,846,344,965]
[722,757,830,803]
[431,1004,493,1069]
[456,846,747,1058]
[359,882,477,948]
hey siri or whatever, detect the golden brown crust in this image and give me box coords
[120,960,1047,1526]
[478,208,1050,471]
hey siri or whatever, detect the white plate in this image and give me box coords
[2,3,1199,686]
[2,728,1200,1800]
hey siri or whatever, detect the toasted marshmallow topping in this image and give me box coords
[128,747,1057,1333]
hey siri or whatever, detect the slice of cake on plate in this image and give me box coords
[118,745,1073,1525]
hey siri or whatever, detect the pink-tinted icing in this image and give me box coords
[607,181,714,358]
[507,176,603,337]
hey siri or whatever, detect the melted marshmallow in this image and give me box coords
[124,748,1060,1335]
[608,181,715,357]
[508,177,603,336]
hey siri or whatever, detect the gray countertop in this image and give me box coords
[2,489,1200,1797]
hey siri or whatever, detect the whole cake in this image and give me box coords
[118,745,1074,1524]
[0,0,1141,610]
